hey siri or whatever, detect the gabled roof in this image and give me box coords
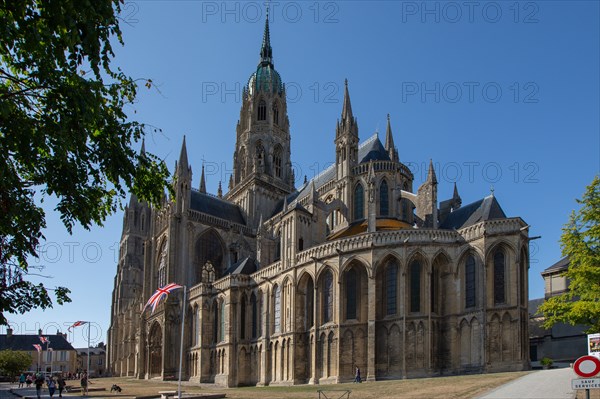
[223,256,258,276]
[542,256,570,275]
[190,190,246,225]
[439,194,507,230]
[359,134,390,163]
[0,334,75,351]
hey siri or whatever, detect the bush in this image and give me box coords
[540,357,553,367]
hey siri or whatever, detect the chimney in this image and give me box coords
[6,328,12,338]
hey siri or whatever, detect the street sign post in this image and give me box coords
[573,355,600,399]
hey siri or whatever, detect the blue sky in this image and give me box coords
[5,1,599,348]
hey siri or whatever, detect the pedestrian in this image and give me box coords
[48,376,56,398]
[354,366,361,383]
[18,373,26,388]
[57,375,66,397]
[26,374,33,387]
[34,373,44,399]
[80,372,89,396]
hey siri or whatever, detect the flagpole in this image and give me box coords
[177,286,187,399]
[87,322,91,377]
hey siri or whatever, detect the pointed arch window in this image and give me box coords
[273,103,279,125]
[258,100,267,121]
[239,147,247,179]
[354,183,364,220]
[273,146,283,178]
[275,230,281,261]
[251,293,258,339]
[410,260,421,313]
[380,179,389,216]
[322,270,333,324]
[212,301,219,344]
[345,267,357,320]
[465,255,476,308]
[274,285,281,333]
[157,240,168,288]
[196,230,224,284]
[494,250,506,304]
[306,279,314,329]
[258,292,263,337]
[386,260,398,315]
[219,300,225,342]
[240,295,247,340]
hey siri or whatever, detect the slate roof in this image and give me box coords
[190,190,246,225]
[358,134,390,163]
[439,194,507,230]
[542,256,569,275]
[223,256,258,276]
[0,334,75,351]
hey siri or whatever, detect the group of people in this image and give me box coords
[18,372,89,398]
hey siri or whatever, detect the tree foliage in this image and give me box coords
[0,350,32,379]
[0,1,170,323]
[539,175,600,333]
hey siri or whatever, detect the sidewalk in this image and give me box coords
[477,367,576,399]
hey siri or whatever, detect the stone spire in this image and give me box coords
[384,114,399,162]
[217,181,223,198]
[427,159,437,184]
[177,135,189,174]
[199,163,207,193]
[259,5,273,66]
[341,79,354,123]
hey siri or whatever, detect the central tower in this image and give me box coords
[226,10,293,228]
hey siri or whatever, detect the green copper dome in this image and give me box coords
[248,64,283,95]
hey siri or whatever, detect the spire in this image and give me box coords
[342,79,353,121]
[259,4,273,66]
[384,114,399,162]
[199,163,207,193]
[177,135,189,173]
[140,138,146,156]
[427,159,438,184]
[453,182,460,199]
[217,181,223,198]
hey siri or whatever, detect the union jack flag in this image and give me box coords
[33,344,41,352]
[143,283,183,314]
[39,336,49,344]
[67,321,88,332]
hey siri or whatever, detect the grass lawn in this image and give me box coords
[78,371,531,399]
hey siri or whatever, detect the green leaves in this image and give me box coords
[539,176,600,333]
[0,350,32,380]
[0,1,170,322]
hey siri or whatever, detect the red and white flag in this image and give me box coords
[33,344,41,352]
[39,336,49,344]
[143,283,183,314]
[68,321,88,332]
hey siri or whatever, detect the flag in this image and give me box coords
[143,283,183,314]
[39,336,49,344]
[68,321,88,332]
[33,344,41,352]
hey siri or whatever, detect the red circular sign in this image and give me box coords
[574,356,600,378]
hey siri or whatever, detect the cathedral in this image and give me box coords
[108,14,531,386]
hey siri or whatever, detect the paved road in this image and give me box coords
[478,367,576,399]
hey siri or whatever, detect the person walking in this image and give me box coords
[57,375,66,397]
[47,376,57,398]
[354,366,361,383]
[80,372,89,396]
[18,373,26,388]
[34,373,44,399]
[26,373,33,387]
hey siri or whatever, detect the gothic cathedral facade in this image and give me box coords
[108,16,530,386]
